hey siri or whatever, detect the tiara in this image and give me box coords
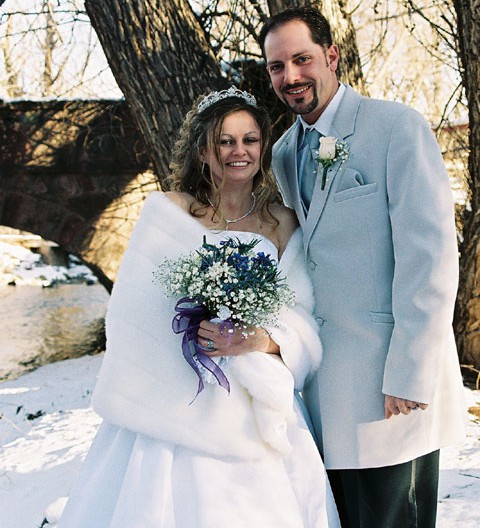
[197,86,257,113]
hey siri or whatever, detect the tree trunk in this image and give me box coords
[266,0,366,94]
[453,0,480,372]
[84,0,225,187]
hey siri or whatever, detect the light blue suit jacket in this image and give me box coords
[272,85,465,469]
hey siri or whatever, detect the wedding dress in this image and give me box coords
[57,219,340,527]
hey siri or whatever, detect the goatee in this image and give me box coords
[283,91,319,116]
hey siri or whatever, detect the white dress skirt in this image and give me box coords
[58,231,340,528]
[58,396,340,528]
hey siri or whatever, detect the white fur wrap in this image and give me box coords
[92,192,322,460]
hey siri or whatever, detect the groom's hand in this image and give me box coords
[384,395,428,419]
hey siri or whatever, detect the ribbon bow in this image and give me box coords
[172,297,230,401]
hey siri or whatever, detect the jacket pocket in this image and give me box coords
[333,168,378,202]
[369,311,394,324]
[334,182,378,202]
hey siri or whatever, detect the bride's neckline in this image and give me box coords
[161,192,280,254]
[207,193,256,228]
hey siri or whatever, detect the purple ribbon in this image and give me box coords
[172,297,230,400]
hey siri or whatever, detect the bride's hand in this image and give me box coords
[197,320,279,357]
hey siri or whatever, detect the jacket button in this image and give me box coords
[309,260,317,271]
[316,317,325,326]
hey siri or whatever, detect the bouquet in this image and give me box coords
[153,236,295,398]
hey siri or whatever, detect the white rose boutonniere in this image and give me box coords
[316,136,350,190]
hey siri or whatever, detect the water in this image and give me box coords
[0,283,109,381]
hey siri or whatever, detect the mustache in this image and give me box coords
[280,82,312,94]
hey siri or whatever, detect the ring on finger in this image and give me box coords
[206,339,215,351]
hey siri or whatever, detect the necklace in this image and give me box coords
[207,193,256,229]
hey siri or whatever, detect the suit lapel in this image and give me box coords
[303,86,362,250]
[329,85,361,141]
[302,162,341,249]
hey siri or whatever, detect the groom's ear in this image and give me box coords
[325,45,340,73]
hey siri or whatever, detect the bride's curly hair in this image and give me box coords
[166,92,280,224]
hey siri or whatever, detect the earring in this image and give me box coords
[201,162,206,173]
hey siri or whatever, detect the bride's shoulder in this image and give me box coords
[269,203,298,233]
[163,191,195,212]
[268,203,299,252]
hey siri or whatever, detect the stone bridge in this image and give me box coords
[0,99,160,291]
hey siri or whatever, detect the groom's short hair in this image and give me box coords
[258,6,333,56]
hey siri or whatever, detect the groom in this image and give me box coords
[259,6,465,528]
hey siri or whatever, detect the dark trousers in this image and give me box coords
[327,450,440,528]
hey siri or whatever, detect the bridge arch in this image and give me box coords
[0,99,159,291]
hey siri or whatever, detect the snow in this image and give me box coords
[0,354,478,528]
[0,355,102,528]
[0,240,98,287]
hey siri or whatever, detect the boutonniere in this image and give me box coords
[316,137,350,190]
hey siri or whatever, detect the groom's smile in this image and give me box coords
[281,82,318,115]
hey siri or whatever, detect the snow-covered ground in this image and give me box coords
[0,355,102,528]
[0,239,97,287]
[0,354,478,528]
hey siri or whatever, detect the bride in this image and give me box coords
[57,87,340,527]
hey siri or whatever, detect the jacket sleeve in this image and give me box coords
[382,108,459,403]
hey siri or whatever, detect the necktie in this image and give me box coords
[297,128,321,210]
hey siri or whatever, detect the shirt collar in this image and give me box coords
[298,83,346,136]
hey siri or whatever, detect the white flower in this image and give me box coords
[217,305,232,320]
[318,136,337,160]
[315,136,350,190]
